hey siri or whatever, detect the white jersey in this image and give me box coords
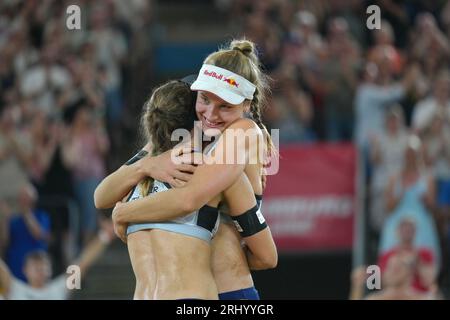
[7,275,68,300]
[125,140,221,242]
[126,180,220,242]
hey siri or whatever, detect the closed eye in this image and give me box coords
[200,94,210,104]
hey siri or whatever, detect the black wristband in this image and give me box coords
[124,150,148,166]
[231,205,267,237]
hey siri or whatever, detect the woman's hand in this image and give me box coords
[114,222,128,244]
[139,148,197,187]
[112,202,128,243]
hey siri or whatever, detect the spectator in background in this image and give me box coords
[410,13,450,85]
[62,99,110,245]
[19,43,72,115]
[367,20,404,77]
[4,183,50,282]
[421,110,450,271]
[354,48,417,152]
[0,0,152,297]
[378,217,438,293]
[25,110,60,191]
[369,105,409,233]
[264,64,314,143]
[377,0,411,48]
[322,17,360,142]
[10,23,39,77]
[323,0,366,47]
[0,219,114,300]
[422,110,450,212]
[412,70,450,134]
[36,117,76,270]
[243,8,282,72]
[380,136,441,265]
[0,106,32,213]
[283,10,324,71]
[87,3,128,126]
[354,51,418,178]
[350,253,438,300]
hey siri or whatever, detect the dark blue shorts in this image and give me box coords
[218,287,260,300]
[437,179,450,206]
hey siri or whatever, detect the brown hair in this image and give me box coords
[138,80,197,195]
[25,250,50,264]
[203,39,275,158]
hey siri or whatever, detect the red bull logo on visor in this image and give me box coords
[204,69,223,80]
[203,69,239,88]
[223,77,239,87]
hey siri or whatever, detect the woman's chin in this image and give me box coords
[203,127,222,138]
[201,122,223,137]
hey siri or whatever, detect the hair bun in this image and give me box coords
[231,39,255,57]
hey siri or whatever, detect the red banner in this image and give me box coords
[264,144,356,252]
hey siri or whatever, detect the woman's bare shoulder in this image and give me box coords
[225,118,262,135]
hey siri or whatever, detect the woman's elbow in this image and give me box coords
[180,195,200,214]
[264,251,278,269]
[179,188,204,214]
[256,249,278,269]
[93,188,108,209]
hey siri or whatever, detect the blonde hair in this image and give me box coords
[204,39,275,159]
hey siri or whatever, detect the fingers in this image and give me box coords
[176,152,195,164]
[175,164,197,173]
[177,142,195,154]
[114,227,121,240]
[117,230,127,244]
[113,223,128,244]
[172,178,187,188]
[171,144,192,157]
[177,150,204,164]
[167,177,184,188]
[172,171,193,182]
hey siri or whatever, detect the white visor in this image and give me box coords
[191,64,256,105]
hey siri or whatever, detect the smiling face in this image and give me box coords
[195,91,249,137]
[23,255,52,288]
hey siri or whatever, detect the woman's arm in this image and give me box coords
[244,228,277,270]
[94,144,151,209]
[0,259,11,298]
[94,157,148,209]
[94,143,197,209]
[113,119,262,224]
[223,174,277,270]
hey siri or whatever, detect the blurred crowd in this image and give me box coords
[0,0,156,293]
[0,0,450,299]
[219,0,450,298]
